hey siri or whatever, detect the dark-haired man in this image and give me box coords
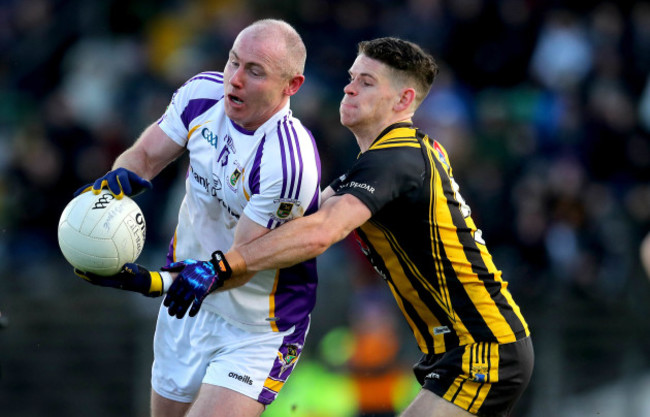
[166,37,534,417]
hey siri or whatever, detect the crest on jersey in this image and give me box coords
[433,141,450,170]
[229,168,242,187]
[277,344,300,376]
[276,202,294,218]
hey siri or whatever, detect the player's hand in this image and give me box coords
[74,167,153,199]
[74,263,165,297]
[162,251,232,319]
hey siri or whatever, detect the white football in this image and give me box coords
[58,191,146,276]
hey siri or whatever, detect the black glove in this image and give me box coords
[74,263,165,297]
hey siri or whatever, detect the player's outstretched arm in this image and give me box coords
[161,214,268,318]
[160,193,371,320]
[75,263,173,297]
[228,192,372,278]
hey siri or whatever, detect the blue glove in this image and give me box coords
[162,251,232,319]
[74,263,165,297]
[74,167,153,199]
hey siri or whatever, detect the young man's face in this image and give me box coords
[339,54,401,135]
[223,30,291,131]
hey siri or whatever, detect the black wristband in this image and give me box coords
[210,250,233,280]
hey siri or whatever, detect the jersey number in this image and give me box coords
[218,145,230,166]
[450,177,486,245]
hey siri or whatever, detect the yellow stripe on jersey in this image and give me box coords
[385,279,431,350]
[268,270,280,332]
[426,140,452,314]
[240,171,251,201]
[263,376,284,393]
[360,220,452,354]
[424,139,526,345]
[187,121,210,139]
[371,140,420,150]
[369,127,421,150]
[424,144,475,348]
[171,227,178,262]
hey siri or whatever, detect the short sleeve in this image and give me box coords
[158,72,225,147]
[331,147,423,215]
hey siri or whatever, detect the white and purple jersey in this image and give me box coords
[157,71,321,332]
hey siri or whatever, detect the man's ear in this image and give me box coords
[284,74,305,96]
[394,87,416,112]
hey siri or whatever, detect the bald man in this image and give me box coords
[74,19,320,417]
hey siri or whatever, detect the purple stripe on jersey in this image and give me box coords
[305,186,319,216]
[271,260,318,332]
[306,128,321,216]
[181,98,219,130]
[230,119,255,135]
[201,71,224,78]
[180,72,224,88]
[165,235,176,265]
[282,119,297,200]
[249,135,265,195]
[277,121,288,198]
[289,120,304,200]
[307,128,322,188]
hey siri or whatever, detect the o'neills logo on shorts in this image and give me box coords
[228,372,253,385]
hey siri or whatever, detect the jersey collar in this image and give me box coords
[370,121,414,147]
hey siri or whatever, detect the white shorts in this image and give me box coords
[151,303,310,405]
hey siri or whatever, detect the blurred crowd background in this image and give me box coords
[1,0,650,416]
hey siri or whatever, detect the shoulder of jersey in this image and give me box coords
[184,71,224,86]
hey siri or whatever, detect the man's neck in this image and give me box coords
[352,118,413,153]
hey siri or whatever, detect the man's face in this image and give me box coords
[339,54,400,133]
[223,30,290,131]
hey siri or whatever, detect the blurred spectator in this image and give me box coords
[530,9,592,92]
[347,289,405,417]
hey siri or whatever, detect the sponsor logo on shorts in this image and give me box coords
[228,372,253,385]
[471,365,488,383]
[425,372,440,380]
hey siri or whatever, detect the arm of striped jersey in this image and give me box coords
[225,192,372,278]
[215,213,272,291]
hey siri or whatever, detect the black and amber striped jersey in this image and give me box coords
[330,122,530,354]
